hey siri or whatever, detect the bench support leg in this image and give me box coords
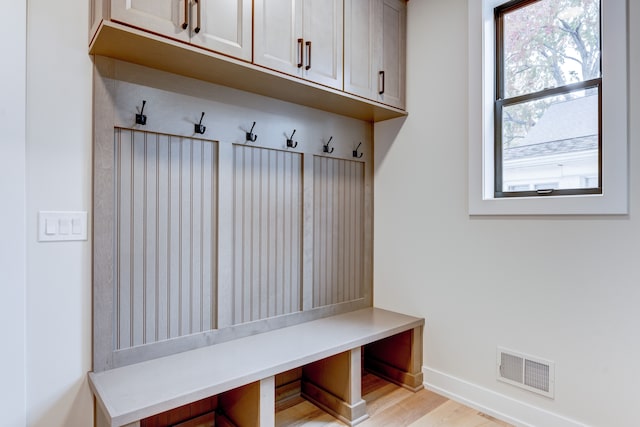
[364,326,424,392]
[302,348,369,426]
[259,376,276,427]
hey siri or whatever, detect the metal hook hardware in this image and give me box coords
[194,112,206,134]
[135,100,147,125]
[286,129,298,148]
[352,142,363,158]
[246,121,258,143]
[323,136,335,153]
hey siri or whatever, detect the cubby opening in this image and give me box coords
[140,395,217,427]
[275,355,413,427]
[139,381,261,427]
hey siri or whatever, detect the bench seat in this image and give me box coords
[89,307,424,427]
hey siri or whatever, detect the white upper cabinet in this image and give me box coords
[301,0,343,89]
[344,0,378,100]
[110,0,252,61]
[253,0,303,76]
[93,0,407,121]
[344,0,406,109]
[190,0,252,61]
[111,0,190,42]
[254,0,343,90]
[379,0,406,109]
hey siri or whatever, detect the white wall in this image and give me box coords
[0,0,27,425]
[24,0,93,426]
[374,1,639,426]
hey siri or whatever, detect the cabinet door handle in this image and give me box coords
[378,71,385,95]
[181,0,189,29]
[305,41,312,70]
[194,0,201,34]
[297,38,304,68]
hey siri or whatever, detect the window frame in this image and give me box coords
[494,0,603,199]
[468,0,628,215]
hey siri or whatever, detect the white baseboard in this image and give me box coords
[422,367,588,427]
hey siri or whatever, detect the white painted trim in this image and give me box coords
[468,0,629,215]
[423,367,589,427]
[0,0,27,424]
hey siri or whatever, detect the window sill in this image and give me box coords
[468,192,628,216]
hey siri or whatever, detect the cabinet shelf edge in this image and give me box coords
[89,21,408,123]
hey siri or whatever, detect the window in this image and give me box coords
[468,0,628,215]
[495,0,601,199]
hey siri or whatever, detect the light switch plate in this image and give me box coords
[38,211,88,242]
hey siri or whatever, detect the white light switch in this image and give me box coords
[38,211,88,242]
[45,218,57,235]
[72,218,82,235]
[58,218,70,235]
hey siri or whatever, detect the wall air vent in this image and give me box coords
[497,347,555,398]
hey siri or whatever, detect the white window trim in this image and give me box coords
[468,0,628,215]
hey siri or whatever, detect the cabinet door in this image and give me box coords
[190,0,252,61]
[378,0,406,109]
[111,0,189,42]
[302,0,343,89]
[344,0,380,99]
[254,0,304,77]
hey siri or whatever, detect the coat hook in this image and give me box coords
[246,121,258,143]
[286,129,298,148]
[194,112,206,134]
[352,142,363,158]
[323,136,335,154]
[135,100,147,125]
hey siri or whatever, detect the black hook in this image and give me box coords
[323,136,335,154]
[286,129,298,148]
[135,100,147,125]
[352,142,363,158]
[246,121,258,143]
[194,112,206,134]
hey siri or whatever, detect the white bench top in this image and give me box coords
[89,307,424,427]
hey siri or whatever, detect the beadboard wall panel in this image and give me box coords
[232,145,303,324]
[94,57,373,370]
[313,157,365,308]
[114,128,218,349]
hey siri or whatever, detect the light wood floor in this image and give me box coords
[276,373,513,427]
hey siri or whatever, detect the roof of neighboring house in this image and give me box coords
[503,136,597,161]
[504,93,598,161]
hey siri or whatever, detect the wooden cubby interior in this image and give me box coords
[136,338,422,427]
